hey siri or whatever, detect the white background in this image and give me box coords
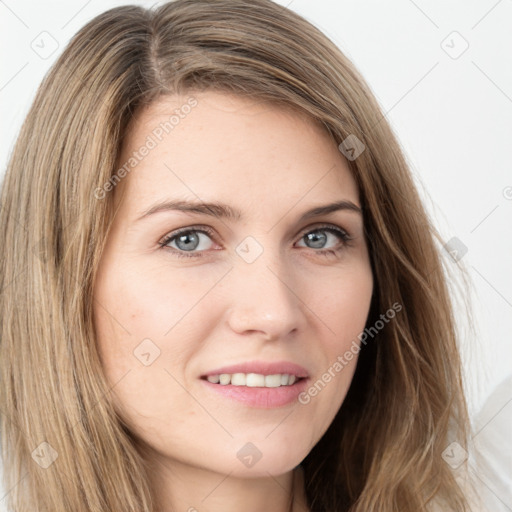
[1,0,511,510]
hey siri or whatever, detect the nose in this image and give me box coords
[224,253,304,341]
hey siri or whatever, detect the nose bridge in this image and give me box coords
[225,238,302,338]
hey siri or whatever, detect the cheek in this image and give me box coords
[94,260,226,355]
[296,263,373,430]
[314,261,374,349]
[92,261,227,428]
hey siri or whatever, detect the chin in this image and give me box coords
[218,434,311,477]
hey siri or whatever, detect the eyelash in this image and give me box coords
[158,223,354,259]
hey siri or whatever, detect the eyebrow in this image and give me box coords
[135,198,362,223]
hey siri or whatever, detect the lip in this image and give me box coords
[199,360,310,409]
[201,377,309,408]
[200,360,309,379]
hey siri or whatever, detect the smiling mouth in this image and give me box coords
[201,373,304,388]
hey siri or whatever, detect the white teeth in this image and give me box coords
[205,373,300,387]
[231,373,246,386]
[219,374,231,385]
[265,374,282,387]
[246,373,265,387]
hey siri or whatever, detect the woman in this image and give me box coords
[0,1,473,510]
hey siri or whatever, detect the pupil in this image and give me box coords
[307,231,326,249]
[177,232,199,251]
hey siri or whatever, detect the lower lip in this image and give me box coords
[200,378,309,408]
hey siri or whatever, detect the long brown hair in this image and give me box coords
[0,1,471,510]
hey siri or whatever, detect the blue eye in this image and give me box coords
[159,224,353,259]
[159,226,216,258]
[297,226,351,254]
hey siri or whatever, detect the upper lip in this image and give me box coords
[201,360,309,379]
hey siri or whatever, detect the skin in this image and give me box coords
[93,91,374,512]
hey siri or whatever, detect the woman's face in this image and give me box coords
[93,91,373,477]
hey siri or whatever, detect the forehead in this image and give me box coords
[114,91,359,216]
